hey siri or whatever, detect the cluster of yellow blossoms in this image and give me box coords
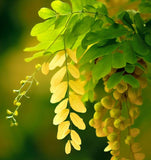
[41,49,86,154]
[89,59,147,160]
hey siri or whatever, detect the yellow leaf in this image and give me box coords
[65,140,71,154]
[71,140,81,151]
[70,112,86,130]
[49,50,65,70]
[50,81,68,103]
[70,130,81,145]
[57,121,70,140]
[69,93,86,113]
[50,66,66,92]
[41,62,49,75]
[68,64,80,79]
[69,80,85,95]
[67,49,77,63]
[55,98,68,113]
[53,109,69,125]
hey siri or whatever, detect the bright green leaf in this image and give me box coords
[31,18,56,36]
[51,0,71,15]
[25,51,45,62]
[38,7,56,19]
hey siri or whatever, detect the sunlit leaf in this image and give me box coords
[68,64,80,79]
[65,140,71,154]
[57,121,70,139]
[55,98,68,113]
[70,112,86,130]
[31,18,56,36]
[51,0,71,15]
[69,80,85,95]
[69,93,86,113]
[50,66,66,92]
[41,62,49,75]
[49,50,65,70]
[71,140,81,151]
[70,130,81,145]
[38,7,56,19]
[53,109,69,125]
[50,81,68,103]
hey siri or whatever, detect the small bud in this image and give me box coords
[35,64,41,69]
[7,109,13,115]
[101,96,115,109]
[14,110,18,116]
[15,102,21,107]
[13,99,17,105]
[93,112,102,120]
[13,90,19,93]
[94,102,103,112]
[36,82,39,86]
[20,91,26,96]
[89,119,94,127]
[20,80,26,85]
[25,76,31,80]
[110,109,121,119]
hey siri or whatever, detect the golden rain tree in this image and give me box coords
[6,0,151,159]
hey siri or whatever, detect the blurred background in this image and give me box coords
[0,0,151,160]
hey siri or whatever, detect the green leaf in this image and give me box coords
[145,33,151,46]
[118,11,134,30]
[24,41,49,52]
[76,45,86,59]
[107,72,124,89]
[134,13,144,33]
[139,2,151,13]
[92,55,112,81]
[72,16,94,36]
[70,0,83,12]
[38,7,56,19]
[82,24,128,47]
[123,75,139,88]
[122,41,137,64]
[80,43,119,65]
[125,64,135,73]
[131,34,150,56]
[31,18,56,36]
[25,51,45,62]
[55,15,69,29]
[112,52,126,68]
[51,0,71,15]
[65,16,94,48]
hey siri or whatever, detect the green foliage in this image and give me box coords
[8,0,151,159]
[123,74,140,88]
[107,72,124,89]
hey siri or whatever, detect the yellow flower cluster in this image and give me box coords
[89,59,147,160]
[42,49,86,154]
